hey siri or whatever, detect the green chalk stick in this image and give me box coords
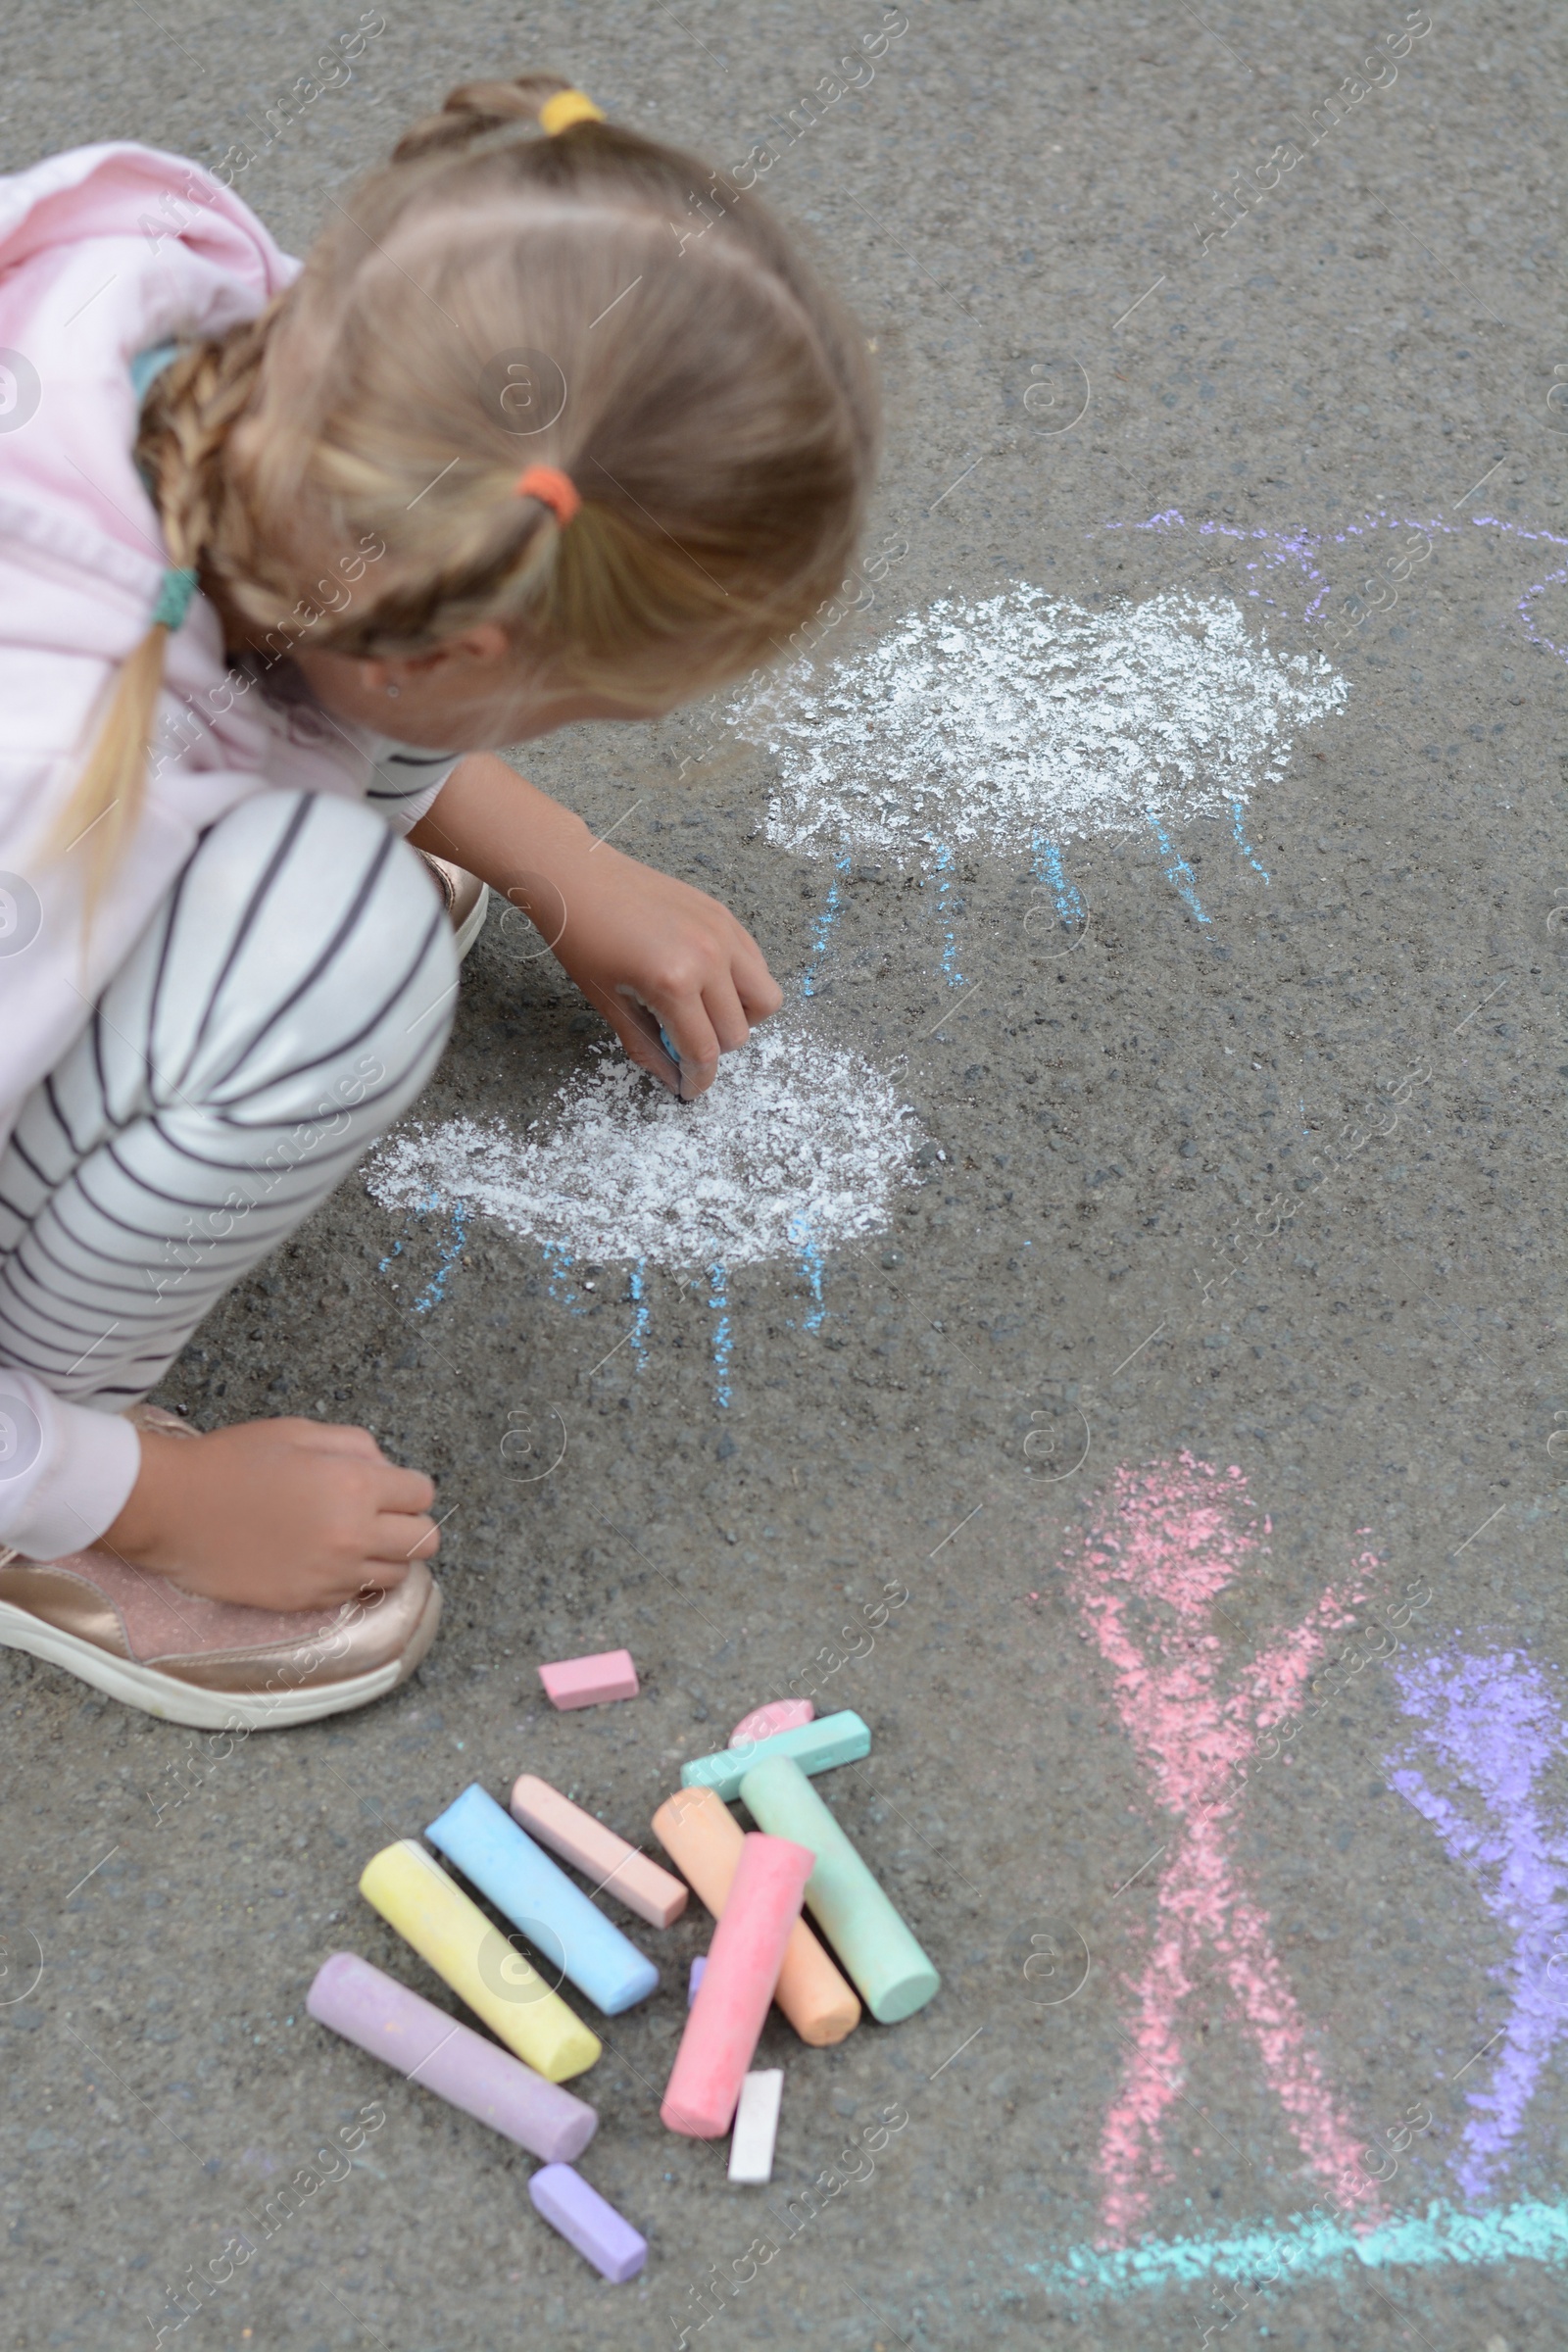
[679,1710,870,1803]
[738,1753,940,2025]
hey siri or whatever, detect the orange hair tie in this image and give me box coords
[514,464,581,525]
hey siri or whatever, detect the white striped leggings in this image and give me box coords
[0,791,456,1417]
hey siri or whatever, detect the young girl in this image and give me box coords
[0,75,875,1728]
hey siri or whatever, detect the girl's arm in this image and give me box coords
[408,751,783,1098]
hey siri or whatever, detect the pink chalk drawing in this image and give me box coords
[1061,1452,1383,2243]
[1390,1648,1568,2202]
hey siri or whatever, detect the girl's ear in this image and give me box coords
[416,622,513,671]
[360,622,512,696]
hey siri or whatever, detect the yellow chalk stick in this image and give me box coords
[359,1839,601,2082]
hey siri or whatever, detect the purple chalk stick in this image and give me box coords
[308,1953,596,2162]
[528,2163,647,2282]
[688,1955,707,2007]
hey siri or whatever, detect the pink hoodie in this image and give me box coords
[0,145,456,1555]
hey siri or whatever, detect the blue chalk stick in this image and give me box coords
[678,1710,871,1802]
[687,1954,707,2007]
[426,1785,660,2017]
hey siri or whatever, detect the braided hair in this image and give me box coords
[54,71,878,901]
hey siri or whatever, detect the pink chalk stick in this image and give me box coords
[509,1773,687,1929]
[538,1649,639,1710]
[306,1952,597,2162]
[729,1698,814,1749]
[661,1834,813,2138]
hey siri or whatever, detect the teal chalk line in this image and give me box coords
[1037,2196,1568,2300]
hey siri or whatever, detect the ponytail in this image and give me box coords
[389,74,585,162]
[47,622,176,914]
[46,308,278,916]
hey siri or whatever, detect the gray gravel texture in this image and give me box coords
[3,4,1567,2349]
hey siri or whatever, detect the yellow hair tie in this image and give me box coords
[539,88,606,135]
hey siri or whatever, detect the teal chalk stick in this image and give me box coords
[738,1754,939,2025]
[679,1710,870,1803]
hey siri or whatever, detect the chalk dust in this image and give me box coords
[368,1018,917,1268]
[725,586,1347,861]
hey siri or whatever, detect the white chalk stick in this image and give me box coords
[727,2068,783,2184]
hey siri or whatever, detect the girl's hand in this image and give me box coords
[410,752,784,1100]
[514,841,782,1099]
[104,1421,439,1612]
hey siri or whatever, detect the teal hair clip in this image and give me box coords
[151,565,199,631]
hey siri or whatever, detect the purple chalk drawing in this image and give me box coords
[1389,1649,1568,2202]
[1101,508,1568,658]
[1102,511,1333,619]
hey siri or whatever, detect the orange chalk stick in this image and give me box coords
[510,1774,688,1931]
[652,1785,860,2047]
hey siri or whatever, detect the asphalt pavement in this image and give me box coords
[3,4,1567,2347]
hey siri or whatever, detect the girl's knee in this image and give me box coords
[189,788,413,907]
[166,792,457,1093]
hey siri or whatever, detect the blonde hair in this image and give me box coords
[54,72,878,902]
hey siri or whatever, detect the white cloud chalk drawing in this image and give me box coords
[368,1019,917,1268]
[723,585,1347,859]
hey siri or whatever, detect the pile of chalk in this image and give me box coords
[307,1655,939,2282]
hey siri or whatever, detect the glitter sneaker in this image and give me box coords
[0,1409,441,1729]
[417,851,489,959]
